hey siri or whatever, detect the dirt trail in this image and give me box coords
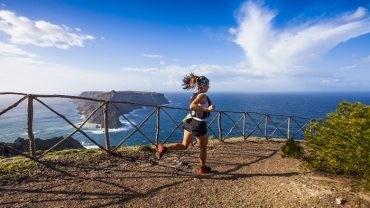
[0,140,368,207]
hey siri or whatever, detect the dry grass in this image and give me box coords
[0,138,368,207]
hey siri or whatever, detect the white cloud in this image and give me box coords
[321,78,340,84]
[1,2,369,93]
[120,63,269,91]
[359,55,370,64]
[339,55,370,70]
[0,41,39,59]
[121,67,160,73]
[231,1,370,76]
[0,10,95,49]
[340,64,357,70]
[341,7,368,21]
[1,56,369,93]
[141,54,164,59]
[0,58,163,94]
[3,60,252,94]
[141,53,166,65]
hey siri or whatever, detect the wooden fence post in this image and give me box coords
[242,112,247,141]
[264,114,268,139]
[103,101,111,153]
[287,116,291,140]
[155,106,160,147]
[218,112,223,141]
[27,95,36,158]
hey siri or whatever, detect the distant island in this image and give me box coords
[75,90,169,128]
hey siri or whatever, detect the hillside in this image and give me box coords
[0,138,368,207]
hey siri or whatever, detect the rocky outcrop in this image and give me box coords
[75,90,169,128]
[0,136,84,156]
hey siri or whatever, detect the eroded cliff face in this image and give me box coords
[0,137,84,156]
[75,91,169,128]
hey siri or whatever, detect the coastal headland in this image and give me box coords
[75,90,169,128]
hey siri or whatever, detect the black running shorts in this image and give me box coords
[182,118,207,137]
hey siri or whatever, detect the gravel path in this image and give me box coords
[0,140,369,207]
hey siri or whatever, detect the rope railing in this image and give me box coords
[0,92,314,160]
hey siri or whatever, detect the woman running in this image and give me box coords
[156,73,215,174]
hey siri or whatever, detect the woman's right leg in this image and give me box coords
[197,135,208,168]
[166,129,193,151]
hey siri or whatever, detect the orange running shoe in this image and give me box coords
[155,145,167,160]
[198,166,212,174]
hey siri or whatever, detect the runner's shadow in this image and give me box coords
[223,149,279,174]
[195,149,300,180]
[200,171,299,180]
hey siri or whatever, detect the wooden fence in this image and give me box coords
[0,92,314,160]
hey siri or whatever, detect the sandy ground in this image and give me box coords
[0,139,369,208]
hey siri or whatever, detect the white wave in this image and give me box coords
[110,127,130,132]
[85,129,105,134]
[163,100,181,107]
[45,126,71,131]
[20,130,41,136]
[79,141,99,149]
[84,145,99,149]
[85,127,130,135]
[124,108,145,116]
[119,116,137,126]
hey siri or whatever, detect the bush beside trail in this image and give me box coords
[304,101,370,189]
[281,139,304,159]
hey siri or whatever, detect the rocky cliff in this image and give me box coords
[75,91,169,128]
[0,136,84,156]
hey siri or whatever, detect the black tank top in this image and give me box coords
[190,92,212,119]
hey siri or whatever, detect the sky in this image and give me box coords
[1,0,370,94]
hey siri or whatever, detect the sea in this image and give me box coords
[0,92,369,149]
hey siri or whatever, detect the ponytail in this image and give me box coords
[182,73,198,90]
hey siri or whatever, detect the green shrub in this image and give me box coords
[137,145,153,152]
[305,101,370,189]
[0,157,39,184]
[281,139,304,158]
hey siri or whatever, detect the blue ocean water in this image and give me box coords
[0,92,369,149]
